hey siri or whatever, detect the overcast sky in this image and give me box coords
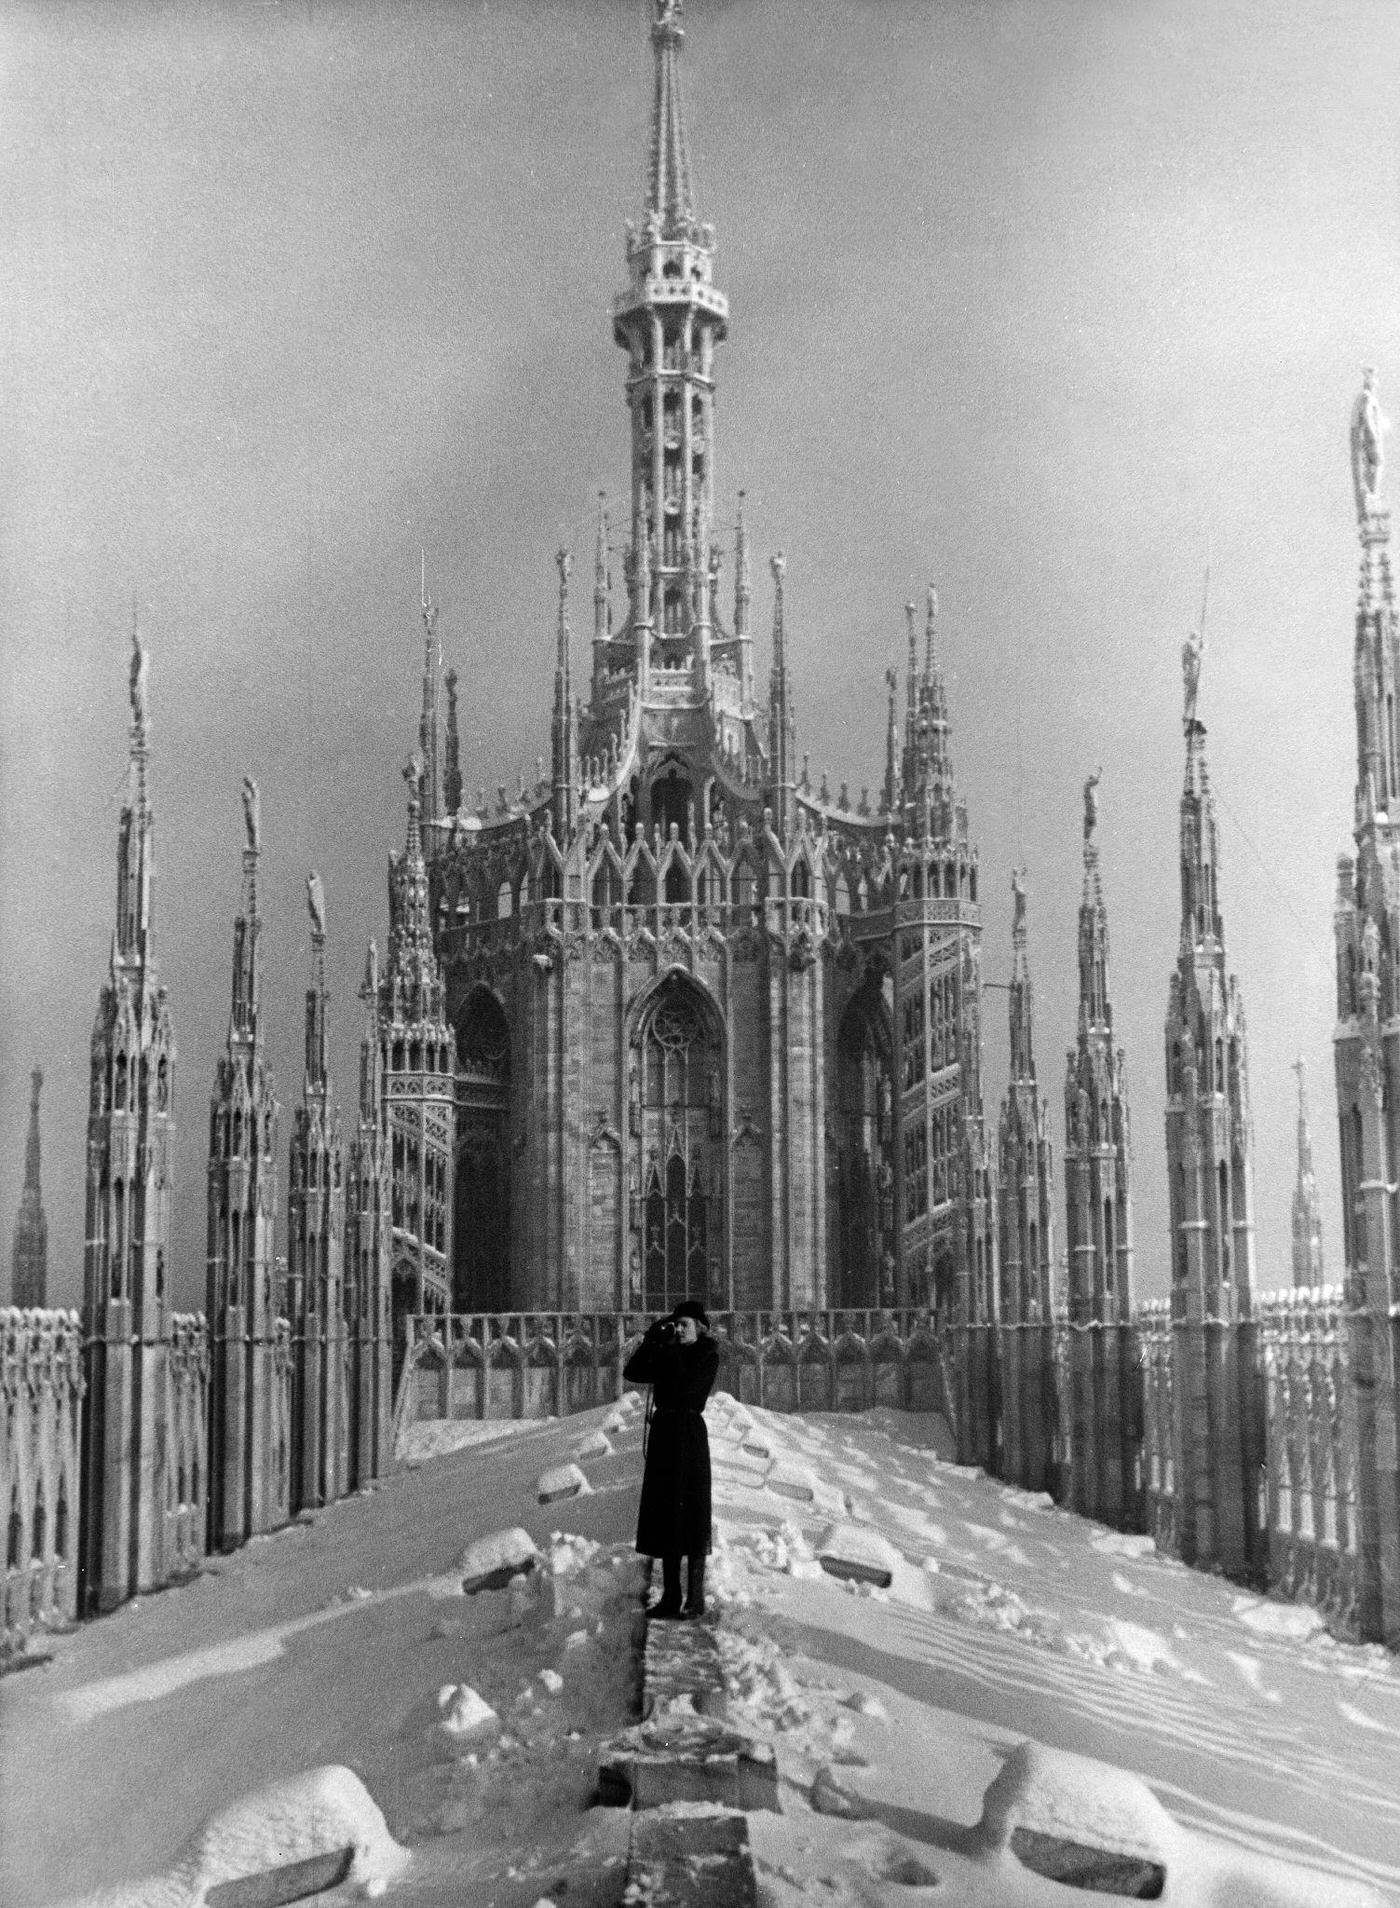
[3,0,1396,1314]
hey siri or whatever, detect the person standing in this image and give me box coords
[623,1299,719,1618]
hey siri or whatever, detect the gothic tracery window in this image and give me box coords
[635,981,721,1311]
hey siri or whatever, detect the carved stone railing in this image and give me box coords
[1256,1285,1358,1634]
[394,1307,952,1439]
[2,1308,84,1654]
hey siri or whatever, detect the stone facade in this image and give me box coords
[423,15,995,1476]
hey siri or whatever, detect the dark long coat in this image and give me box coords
[623,1327,720,1559]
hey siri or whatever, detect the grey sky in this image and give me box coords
[3,0,1394,1312]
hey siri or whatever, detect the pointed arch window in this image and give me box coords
[635,980,721,1311]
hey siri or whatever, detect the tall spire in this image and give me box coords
[230,777,262,1047]
[882,667,899,814]
[1291,1057,1324,1288]
[594,492,610,646]
[11,1067,48,1307]
[1008,869,1034,1083]
[768,553,795,832]
[1078,769,1109,1031]
[419,582,441,824]
[647,0,695,238]
[920,585,953,787]
[615,0,727,682]
[552,550,578,839]
[117,610,154,967]
[443,667,462,817]
[304,873,329,1101]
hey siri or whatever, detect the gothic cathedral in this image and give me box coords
[402,1,1000,1347]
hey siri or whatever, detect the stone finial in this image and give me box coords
[306,871,326,941]
[1083,766,1101,843]
[1352,366,1387,522]
[241,775,261,856]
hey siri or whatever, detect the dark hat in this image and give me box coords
[670,1298,709,1328]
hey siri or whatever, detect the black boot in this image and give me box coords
[649,1555,683,1619]
[683,1553,706,1619]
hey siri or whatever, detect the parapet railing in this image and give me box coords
[394,1306,952,1436]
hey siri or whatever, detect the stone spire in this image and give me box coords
[903,587,954,837]
[207,778,282,1552]
[1164,634,1259,1575]
[85,615,176,1331]
[1291,1056,1324,1288]
[443,668,462,817]
[594,492,611,651]
[1078,769,1109,1032]
[1063,771,1136,1526]
[347,937,392,1485]
[11,1067,48,1307]
[1065,771,1133,1327]
[1008,870,1034,1085]
[614,0,727,674]
[734,491,753,705]
[998,869,1056,1491]
[767,553,795,833]
[1334,368,1400,1643]
[647,0,694,236]
[418,585,441,824]
[552,549,578,839]
[881,667,899,814]
[79,622,180,1612]
[287,872,346,1512]
[381,761,454,1328]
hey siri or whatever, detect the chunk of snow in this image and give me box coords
[563,1629,590,1652]
[438,1684,500,1739]
[810,1764,870,1819]
[572,1429,613,1461]
[537,1461,590,1504]
[979,1740,1175,1865]
[177,1764,408,1899]
[842,1690,888,1720]
[538,1668,564,1695]
[458,1527,541,1593]
[1090,1529,1158,1559]
[814,1522,901,1589]
[1232,1594,1329,1642]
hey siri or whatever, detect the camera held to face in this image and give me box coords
[657,1319,679,1342]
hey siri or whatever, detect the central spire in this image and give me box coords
[614,0,728,685]
[648,1,694,237]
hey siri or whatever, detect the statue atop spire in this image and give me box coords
[129,613,149,735]
[1083,766,1101,851]
[241,775,261,858]
[1352,367,1388,524]
[1181,566,1209,732]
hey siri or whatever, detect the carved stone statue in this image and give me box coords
[1011,866,1027,933]
[129,626,149,729]
[1182,624,1204,728]
[1083,767,1101,841]
[1352,367,1386,520]
[306,871,326,939]
[241,775,260,855]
